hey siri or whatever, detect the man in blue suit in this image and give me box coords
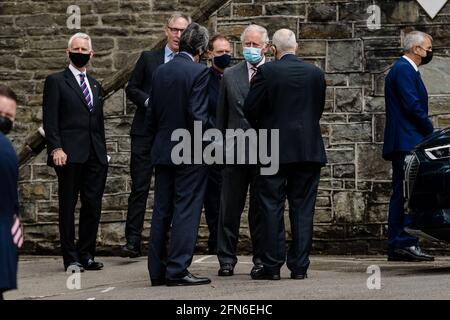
[383,31,435,262]
[146,23,213,286]
[0,85,23,300]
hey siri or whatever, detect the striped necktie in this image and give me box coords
[79,73,93,112]
[250,66,258,83]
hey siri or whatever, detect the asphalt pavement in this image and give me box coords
[4,255,450,300]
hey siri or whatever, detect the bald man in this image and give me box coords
[244,29,327,280]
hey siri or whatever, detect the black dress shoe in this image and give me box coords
[388,245,434,262]
[151,278,166,286]
[250,263,263,275]
[218,264,234,276]
[166,273,211,286]
[82,259,104,270]
[290,272,307,280]
[120,243,141,258]
[65,262,84,273]
[250,267,280,280]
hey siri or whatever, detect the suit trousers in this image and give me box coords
[55,147,108,267]
[125,134,153,247]
[148,164,208,280]
[217,165,263,266]
[387,152,418,254]
[257,163,321,275]
[203,165,223,253]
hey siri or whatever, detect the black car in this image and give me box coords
[404,128,450,242]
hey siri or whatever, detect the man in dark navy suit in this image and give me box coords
[202,34,232,255]
[383,31,435,262]
[146,23,212,286]
[0,85,23,300]
[122,13,191,258]
[43,33,108,272]
[244,29,326,280]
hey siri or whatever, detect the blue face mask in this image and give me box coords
[243,47,262,65]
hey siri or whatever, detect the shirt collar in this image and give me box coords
[210,66,223,79]
[69,63,86,79]
[402,55,419,72]
[280,52,295,59]
[247,56,266,70]
[165,45,175,60]
[180,51,195,61]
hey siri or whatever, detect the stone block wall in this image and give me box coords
[2,0,450,255]
[211,0,450,255]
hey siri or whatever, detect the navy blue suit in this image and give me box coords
[244,54,326,275]
[383,57,433,160]
[383,57,434,253]
[0,133,19,295]
[146,53,211,280]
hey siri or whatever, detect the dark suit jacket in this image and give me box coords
[382,57,434,160]
[0,133,18,291]
[244,54,327,165]
[208,67,222,128]
[42,68,107,166]
[126,48,165,136]
[216,61,253,132]
[147,53,211,165]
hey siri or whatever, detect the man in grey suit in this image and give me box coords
[216,24,269,277]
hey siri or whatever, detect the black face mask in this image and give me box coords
[0,116,13,135]
[69,52,91,68]
[421,50,433,65]
[213,54,231,69]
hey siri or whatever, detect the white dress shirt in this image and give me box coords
[402,55,419,72]
[246,56,266,82]
[164,45,176,63]
[69,63,94,104]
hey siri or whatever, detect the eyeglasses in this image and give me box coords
[167,27,185,35]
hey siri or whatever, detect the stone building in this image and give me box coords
[1,0,449,255]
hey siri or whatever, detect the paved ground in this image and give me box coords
[4,255,450,300]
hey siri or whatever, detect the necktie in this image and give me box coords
[168,52,174,62]
[250,66,257,83]
[79,73,93,112]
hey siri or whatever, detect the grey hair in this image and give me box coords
[167,12,192,26]
[272,29,297,53]
[179,22,209,55]
[68,32,92,50]
[404,31,433,52]
[240,24,269,46]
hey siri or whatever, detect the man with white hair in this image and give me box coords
[43,32,108,272]
[382,31,435,262]
[216,24,269,278]
[244,29,326,280]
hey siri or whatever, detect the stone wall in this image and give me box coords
[2,0,450,255]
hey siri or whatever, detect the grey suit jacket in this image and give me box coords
[216,61,252,132]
